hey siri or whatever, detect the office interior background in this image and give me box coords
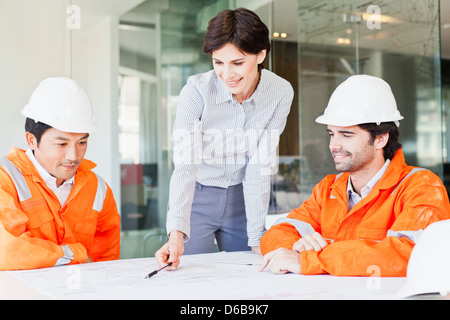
[0,0,448,259]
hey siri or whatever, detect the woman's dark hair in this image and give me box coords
[202,7,270,70]
[25,118,52,145]
[358,122,402,160]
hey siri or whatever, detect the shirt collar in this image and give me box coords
[347,159,391,198]
[25,148,74,187]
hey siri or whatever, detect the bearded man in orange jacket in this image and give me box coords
[260,75,450,277]
[0,77,121,270]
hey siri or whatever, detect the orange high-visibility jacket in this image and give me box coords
[260,150,450,277]
[0,148,121,270]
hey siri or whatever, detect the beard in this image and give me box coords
[332,144,375,173]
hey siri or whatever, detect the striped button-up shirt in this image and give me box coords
[167,69,294,246]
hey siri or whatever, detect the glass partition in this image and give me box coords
[118,0,239,258]
[267,0,443,214]
[159,0,232,230]
[116,0,442,258]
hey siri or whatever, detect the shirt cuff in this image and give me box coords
[54,245,74,266]
[247,230,266,247]
[166,216,190,242]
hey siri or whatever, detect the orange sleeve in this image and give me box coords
[0,221,64,270]
[0,192,69,270]
[260,223,301,254]
[0,172,88,270]
[88,185,121,262]
[301,237,414,277]
[260,179,325,255]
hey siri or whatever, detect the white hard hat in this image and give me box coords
[397,219,450,298]
[21,77,99,133]
[315,75,403,127]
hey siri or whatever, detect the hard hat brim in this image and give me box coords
[315,114,403,127]
[21,106,100,134]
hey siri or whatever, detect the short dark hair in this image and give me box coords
[202,8,270,71]
[25,118,52,145]
[358,122,402,160]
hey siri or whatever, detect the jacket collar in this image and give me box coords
[333,149,407,187]
[330,149,408,205]
[375,149,408,190]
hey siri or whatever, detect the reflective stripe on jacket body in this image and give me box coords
[0,147,120,270]
[260,149,450,277]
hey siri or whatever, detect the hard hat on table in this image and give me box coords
[397,219,450,298]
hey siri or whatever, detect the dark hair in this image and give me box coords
[25,118,52,145]
[358,122,402,160]
[202,8,270,71]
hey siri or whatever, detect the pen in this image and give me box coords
[145,262,173,279]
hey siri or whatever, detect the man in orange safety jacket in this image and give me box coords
[0,77,120,270]
[259,75,450,277]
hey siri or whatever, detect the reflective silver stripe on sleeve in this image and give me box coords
[387,229,423,244]
[0,157,32,202]
[386,168,428,243]
[92,174,107,212]
[54,245,74,266]
[390,168,427,196]
[272,217,316,237]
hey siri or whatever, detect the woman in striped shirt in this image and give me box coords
[155,7,294,270]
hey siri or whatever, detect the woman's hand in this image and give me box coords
[155,230,185,270]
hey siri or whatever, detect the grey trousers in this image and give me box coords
[183,182,251,254]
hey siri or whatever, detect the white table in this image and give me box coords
[1,251,408,300]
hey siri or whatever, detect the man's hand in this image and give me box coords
[155,230,184,270]
[259,248,302,274]
[292,232,328,253]
[83,255,94,263]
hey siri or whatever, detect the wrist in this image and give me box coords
[66,243,88,264]
[169,230,185,241]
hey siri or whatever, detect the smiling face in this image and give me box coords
[26,128,89,187]
[212,42,266,103]
[327,125,388,175]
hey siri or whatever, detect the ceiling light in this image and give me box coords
[272,32,288,39]
[337,38,351,45]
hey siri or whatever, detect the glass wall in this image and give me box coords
[118,0,242,258]
[278,0,443,213]
[296,0,442,183]
[443,58,450,194]
[251,0,442,214]
[113,0,443,258]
